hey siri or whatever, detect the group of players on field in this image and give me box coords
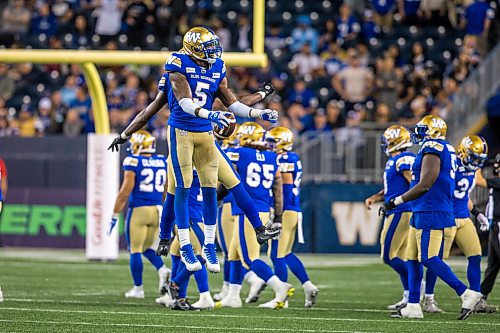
[108,26,495,318]
[109,26,316,310]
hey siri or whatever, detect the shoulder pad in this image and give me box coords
[422,140,444,152]
[165,54,183,70]
[395,155,415,172]
[123,156,139,167]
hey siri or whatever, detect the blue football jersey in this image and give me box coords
[384,151,415,213]
[453,159,476,218]
[123,154,167,208]
[158,52,226,132]
[410,139,457,213]
[189,170,203,222]
[278,151,302,212]
[228,147,279,215]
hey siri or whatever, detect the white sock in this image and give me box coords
[204,224,216,245]
[244,270,257,282]
[425,293,434,300]
[403,290,409,302]
[227,284,242,298]
[134,285,144,290]
[266,275,283,293]
[158,265,168,277]
[302,280,314,291]
[178,228,191,247]
[199,291,212,300]
[222,281,230,289]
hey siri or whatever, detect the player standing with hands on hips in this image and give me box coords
[108,26,279,272]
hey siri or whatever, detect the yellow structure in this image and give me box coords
[0,0,266,134]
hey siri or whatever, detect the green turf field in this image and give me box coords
[0,249,498,333]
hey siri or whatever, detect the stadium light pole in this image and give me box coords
[0,0,268,134]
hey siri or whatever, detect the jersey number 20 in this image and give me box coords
[140,168,166,193]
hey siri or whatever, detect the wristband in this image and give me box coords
[257,91,266,99]
[394,196,404,206]
[120,132,130,140]
[470,205,480,217]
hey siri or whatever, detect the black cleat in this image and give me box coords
[458,308,474,320]
[166,282,179,301]
[172,298,200,311]
[255,225,280,245]
[156,238,171,257]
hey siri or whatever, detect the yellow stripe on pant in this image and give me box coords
[380,212,411,262]
[167,125,218,188]
[228,212,270,269]
[217,202,234,257]
[442,218,482,259]
[170,223,204,256]
[127,206,160,254]
[268,210,298,259]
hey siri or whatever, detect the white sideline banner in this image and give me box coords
[86,134,119,260]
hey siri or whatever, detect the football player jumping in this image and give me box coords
[109,131,170,298]
[265,127,319,308]
[383,115,482,320]
[109,26,279,272]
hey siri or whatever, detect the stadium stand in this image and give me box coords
[0,0,498,142]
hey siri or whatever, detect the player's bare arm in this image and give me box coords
[113,171,135,214]
[216,78,278,123]
[401,154,440,202]
[108,92,167,151]
[272,170,284,221]
[365,189,384,210]
[474,168,487,188]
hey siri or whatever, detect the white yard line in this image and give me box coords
[1,307,499,327]
[0,319,377,333]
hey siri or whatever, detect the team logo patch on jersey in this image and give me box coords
[186,67,196,73]
[212,73,220,78]
[123,156,139,167]
[166,55,182,68]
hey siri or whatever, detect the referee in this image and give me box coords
[475,153,500,313]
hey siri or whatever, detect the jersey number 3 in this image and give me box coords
[140,168,166,193]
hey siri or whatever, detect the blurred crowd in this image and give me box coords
[0,0,498,139]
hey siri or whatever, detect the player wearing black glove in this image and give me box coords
[257,82,276,99]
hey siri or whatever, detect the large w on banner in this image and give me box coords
[331,202,381,246]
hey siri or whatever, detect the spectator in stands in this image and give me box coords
[420,0,447,25]
[319,18,337,51]
[287,80,315,109]
[398,0,421,26]
[0,64,15,102]
[0,0,31,47]
[71,14,91,48]
[336,4,361,48]
[361,10,380,42]
[17,105,38,137]
[95,0,125,46]
[265,23,287,53]
[376,56,399,114]
[291,15,319,53]
[63,109,83,137]
[36,96,62,135]
[333,49,374,111]
[399,95,427,126]
[31,2,58,40]
[124,0,152,48]
[321,41,346,76]
[120,73,140,108]
[51,0,74,34]
[312,110,333,133]
[290,43,323,78]
[60,75,78,106]
[154,0,174,47]
[374,102,391,125]
[236,14,252,52]
[211,17,231,52]
[371,0,396,32]
[326,100,346,129]
[409,41,426,73]
[68,85,93,133]
[461,0,495,55]
[0,116,17,137]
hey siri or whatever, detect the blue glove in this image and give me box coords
[208,111,234,129]
[109,214,119,235]
[260,109,278,124]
